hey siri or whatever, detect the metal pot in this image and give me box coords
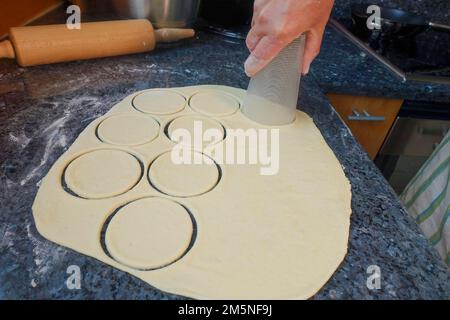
[72,0,201,28]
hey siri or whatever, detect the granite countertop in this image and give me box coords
[0,24,449,299]
[311,24,450,103]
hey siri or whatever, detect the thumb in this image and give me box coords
[301,30,323,75]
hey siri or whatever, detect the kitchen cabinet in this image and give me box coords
[327,93,403,159]
[0,0,62,38]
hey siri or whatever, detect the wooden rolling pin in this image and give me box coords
[0,19,195,67]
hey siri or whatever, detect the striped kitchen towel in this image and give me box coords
[400,130,450,267]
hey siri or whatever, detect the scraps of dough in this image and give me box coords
[32,85,351,299]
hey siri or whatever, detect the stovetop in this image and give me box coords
[334,18,450,83]
[195,18,250,41]
[363,29,450,76]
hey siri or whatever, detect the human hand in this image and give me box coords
[245,0,334,77]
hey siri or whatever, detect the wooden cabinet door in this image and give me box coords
[0,0,62,38]
[327,93,403,159]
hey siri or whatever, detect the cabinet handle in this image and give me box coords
[348,109,385,121]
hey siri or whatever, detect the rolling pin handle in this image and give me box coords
[0,40,15,59]
[154,28,195,43]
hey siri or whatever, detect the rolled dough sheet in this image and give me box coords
[32,85,352,299]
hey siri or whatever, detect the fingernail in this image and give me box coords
[303,63,310,75]
[244,55,261,77]
[247,34,258,50]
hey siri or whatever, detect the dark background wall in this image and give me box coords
[332,0,450,23]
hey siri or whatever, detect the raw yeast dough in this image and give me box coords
[32,85,352,299]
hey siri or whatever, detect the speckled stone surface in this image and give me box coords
[333,0,450,23]
[318,0,450,102]
[311,26,450,103]
[0,25,449,299]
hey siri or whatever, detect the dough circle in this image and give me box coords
[190,91,240,116]
[149,151,219,197]
[105,197,194,270]
[133,90,185,115]
[167,115,225,147]
[64,149,142,199]
[97,114,159,146]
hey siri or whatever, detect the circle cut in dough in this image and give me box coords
[167,115,225,147]
[64,149,142,199]
[105,197,194,270]
[133,90,186,115]
[97,114,159,146]
[149,151,219,197]
[189,91,240,116]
